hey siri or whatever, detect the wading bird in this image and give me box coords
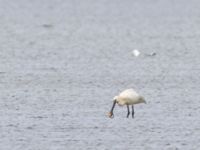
[108,89,146,118]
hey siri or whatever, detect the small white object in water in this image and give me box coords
[132,49,140,57]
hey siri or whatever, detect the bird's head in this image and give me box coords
[113,96,118,102]
[113,96,124,106]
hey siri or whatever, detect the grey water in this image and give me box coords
[0,0,200,149]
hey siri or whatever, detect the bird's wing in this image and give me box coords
[119,89,139,99]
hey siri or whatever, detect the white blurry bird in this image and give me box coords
[108,89,146,118]
[132,49,140,57]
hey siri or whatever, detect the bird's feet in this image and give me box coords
[132,114,134,118]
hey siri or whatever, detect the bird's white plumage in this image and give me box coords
[132,49,140,57]
[119,89,139,99]
[114,88,145,105]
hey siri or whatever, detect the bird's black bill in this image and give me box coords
[109,100,116,118]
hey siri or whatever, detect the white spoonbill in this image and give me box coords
[108,89,146,118]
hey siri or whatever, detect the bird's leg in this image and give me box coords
[127,105,130,118]
[132,105,134,118]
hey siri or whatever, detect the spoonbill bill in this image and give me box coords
[108,89,146,118]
